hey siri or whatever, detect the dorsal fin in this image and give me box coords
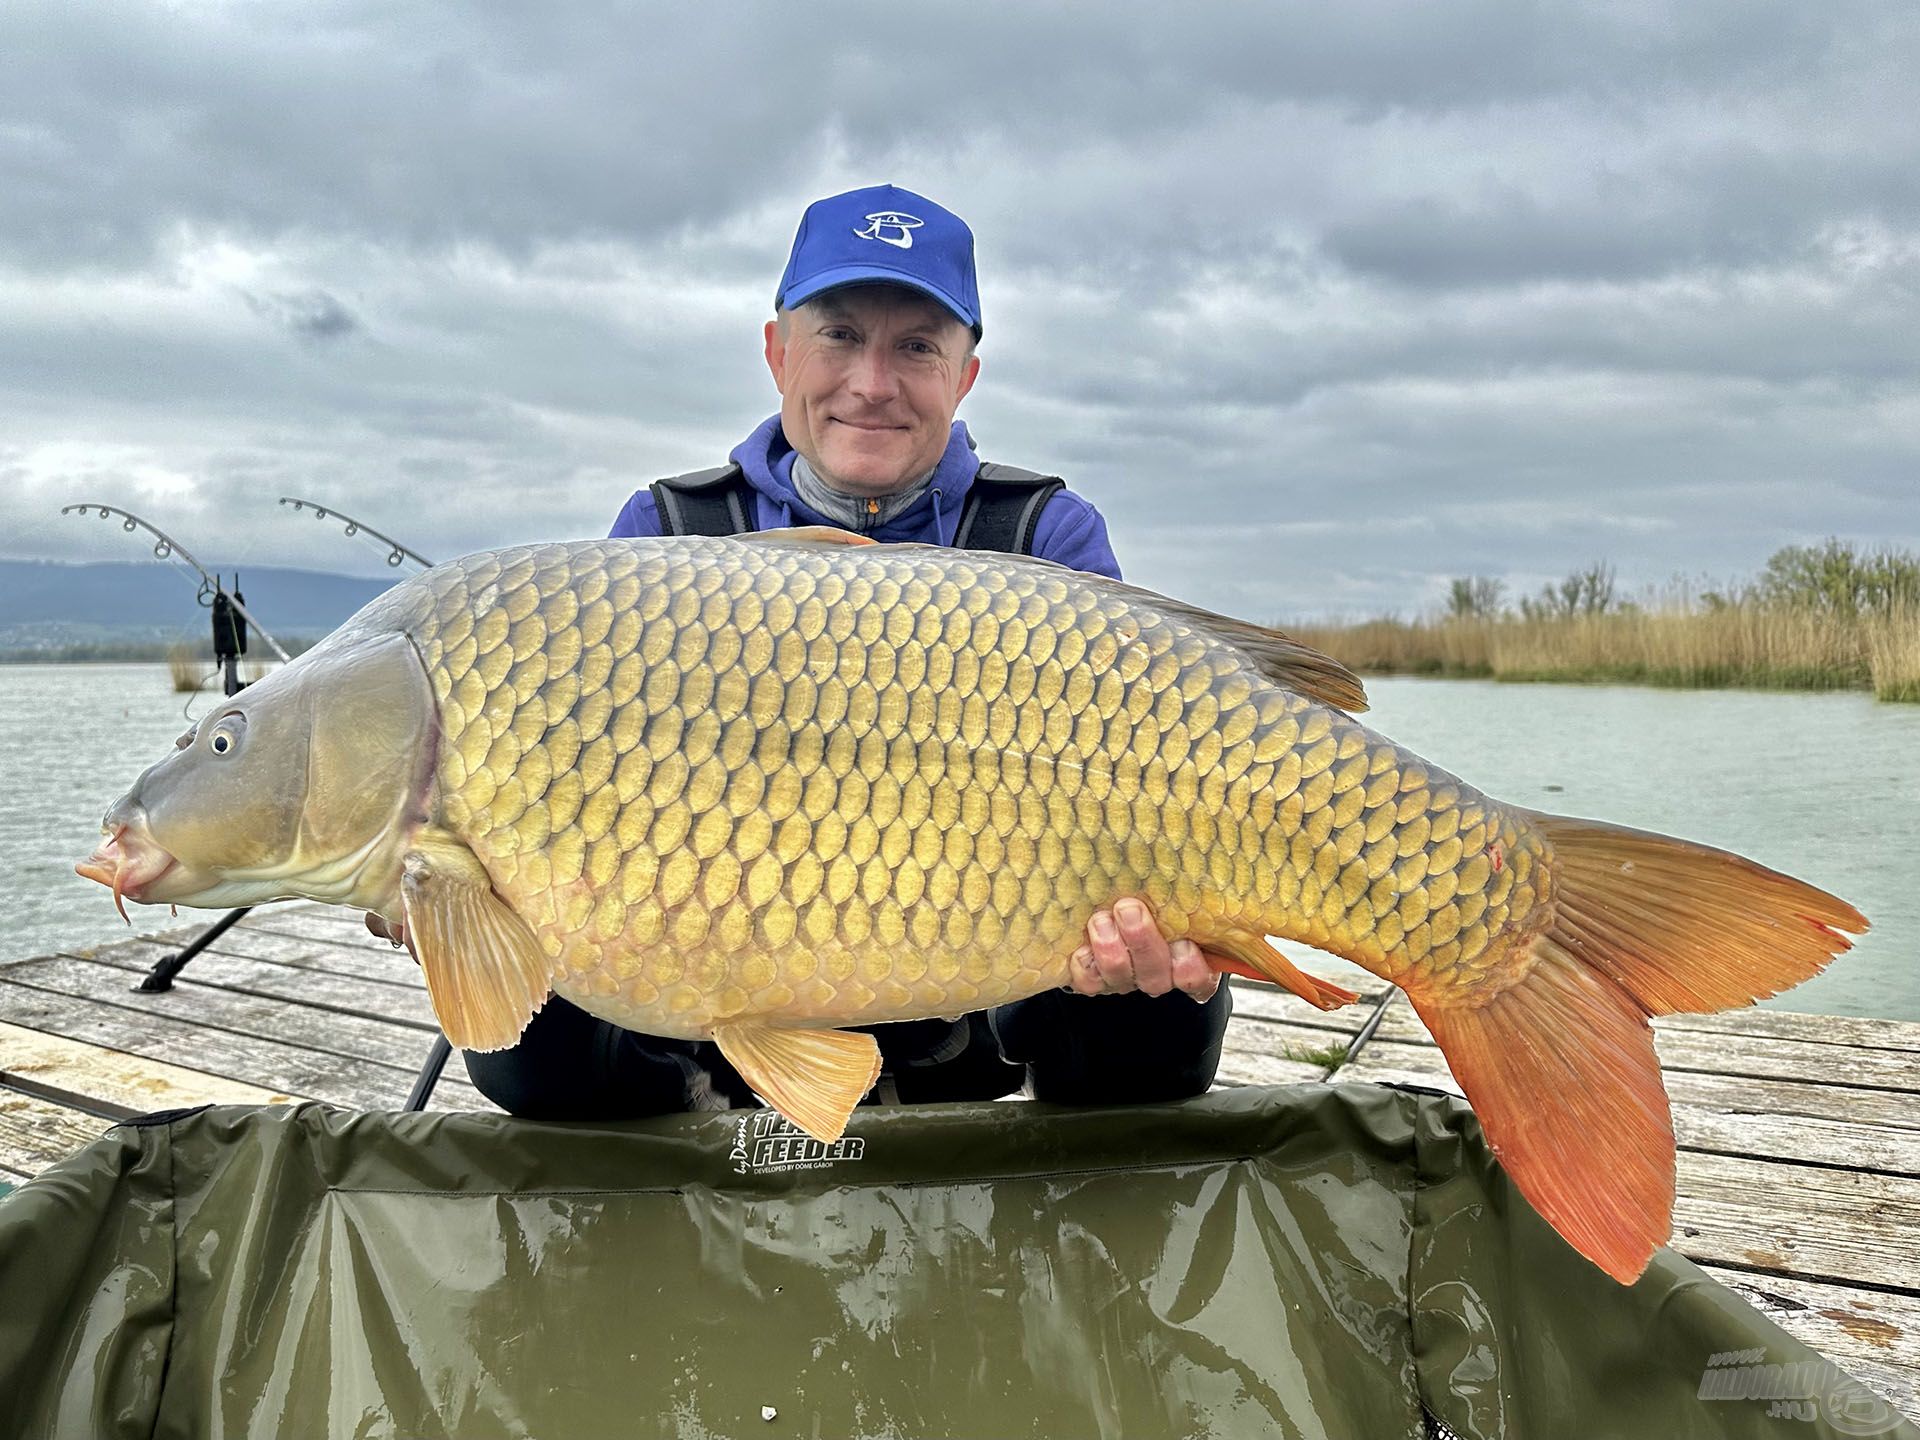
[739,526,878,548]
[1129,592,1368,713]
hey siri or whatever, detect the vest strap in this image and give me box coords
[648,460,1064,556]
[954,463,1065,555]
[649,465,753,537]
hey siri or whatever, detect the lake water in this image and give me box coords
[2,665,1914,1020]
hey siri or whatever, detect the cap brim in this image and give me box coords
[780,263,980,334]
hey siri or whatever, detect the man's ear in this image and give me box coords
[955,351,981,405]
[764,319,787,394]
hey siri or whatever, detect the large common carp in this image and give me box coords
[79,534,1864,1283]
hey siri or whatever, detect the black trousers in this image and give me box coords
[464,981,1234,1121]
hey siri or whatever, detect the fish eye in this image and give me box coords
[207,714,246,757]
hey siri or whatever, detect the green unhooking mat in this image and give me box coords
[0,1085,1909,1440]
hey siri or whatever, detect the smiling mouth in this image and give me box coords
[830,418,907,432]
[76,826,178,923]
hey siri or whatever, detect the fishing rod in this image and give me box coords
[277,496,434,570]
[58,503,294,663]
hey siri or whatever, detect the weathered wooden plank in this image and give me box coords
[1708,1269,1920,1423]
[209,923,428,986]
[1674,1150,1920,1294]
[1218,1015,1367,1086]
[1677,1107,1920,1179]
[4,956,443,1072]
[0,977,487,1113]
[62,939,438,1030]
[0,1018,301,1114]
[1365,998,1920,1094]
[1338,1047,1920,1150]
[72,922,428,991]
[0,1086,113,1177]
[1662,1009,1920,1054]
[245,904,382,943]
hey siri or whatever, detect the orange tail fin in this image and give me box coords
[1412,814,1865,1285]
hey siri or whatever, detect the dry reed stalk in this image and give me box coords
[167,646,208,693]
[1865,604,1920,702]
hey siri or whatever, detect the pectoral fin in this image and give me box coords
[401,829,553,1051]
[712,1023,882,1142]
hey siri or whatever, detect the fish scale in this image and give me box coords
[376,538,1535,1035]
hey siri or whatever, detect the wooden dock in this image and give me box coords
[2,902,1915,1421]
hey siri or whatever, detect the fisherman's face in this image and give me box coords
[764,285,980,497]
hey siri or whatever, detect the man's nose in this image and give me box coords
[847,345,900,401]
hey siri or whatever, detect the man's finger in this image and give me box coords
[1112,898,1173,996]
[1171,940,1224,1002]
[1086,910,1135,992]
[1068,945,1106,996]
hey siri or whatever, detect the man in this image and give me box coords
[461,185,1232,1119]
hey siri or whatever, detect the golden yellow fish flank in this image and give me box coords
[80,535,1866,1284]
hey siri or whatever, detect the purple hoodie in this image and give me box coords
[609,416,1122,580]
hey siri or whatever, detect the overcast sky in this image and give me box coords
[4,1,1916,620]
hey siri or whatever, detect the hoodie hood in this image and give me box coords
[728,415,983,544]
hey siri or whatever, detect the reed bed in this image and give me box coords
[1289,602,1919,702]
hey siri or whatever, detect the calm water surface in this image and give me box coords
[3,666,1915,1019]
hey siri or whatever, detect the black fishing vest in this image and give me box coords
[647,462,1065,554]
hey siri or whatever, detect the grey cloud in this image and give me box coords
[1,0,1916,619]
[244,288,360,341]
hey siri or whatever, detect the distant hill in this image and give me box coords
[0,558,402,659]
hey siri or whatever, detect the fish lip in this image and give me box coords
[76,826,178,920]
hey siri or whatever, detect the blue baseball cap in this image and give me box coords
[775,184,982,336]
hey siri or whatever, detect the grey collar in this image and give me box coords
[792,454,936,534]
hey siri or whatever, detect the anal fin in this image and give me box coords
[1205,933,1360,1011]
[401,828,553,1052]
[713,1024,882,1143]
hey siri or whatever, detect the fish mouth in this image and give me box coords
[76,825,179,923]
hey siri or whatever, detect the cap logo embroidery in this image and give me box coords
[854,211,923,249]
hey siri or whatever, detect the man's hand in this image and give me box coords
[1067,897,1222,1003]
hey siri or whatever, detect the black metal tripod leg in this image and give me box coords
[133,906,253,993]
[405,1033,454,1111]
